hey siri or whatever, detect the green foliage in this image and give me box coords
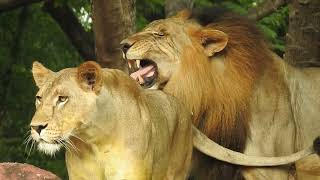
[136,0,165,30]
[0,0,288,179]
[0,3,81,179]
[67,0,92,31]
[257,6,288,55]
[220,1,248,15]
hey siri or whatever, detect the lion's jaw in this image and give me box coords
[30,65,99,156]
[122,18,197,89]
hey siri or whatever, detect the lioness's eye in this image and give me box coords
[36,96,41,103]
[58,96,68,103]
[35,96,41,106]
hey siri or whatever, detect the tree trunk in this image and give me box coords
[92,0,135,70]
[284,0,320,67]
[165,0,194,17]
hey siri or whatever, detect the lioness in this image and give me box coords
[121,8,320,180]
[30,61,193,180]
[29,61,317,180]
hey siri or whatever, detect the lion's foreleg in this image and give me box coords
[242,166,294,180]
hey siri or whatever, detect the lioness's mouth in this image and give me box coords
[128,59,158,88]
[37,138,63,145]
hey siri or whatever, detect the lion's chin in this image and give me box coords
[38,142,62,156]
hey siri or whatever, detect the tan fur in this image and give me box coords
[29,61,193,180]
[121,9,320,180]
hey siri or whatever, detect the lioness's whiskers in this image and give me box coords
[23,130,31,138]
[22,130,32,148]
[70,133,85,143]
[23,135,32,153]
[23,135,31,145]
[59,139,71,153]
[65,139,79,154]
[26,139,35,159]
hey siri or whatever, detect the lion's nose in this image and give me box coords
[31,123,48,134]
[120,40,132,54]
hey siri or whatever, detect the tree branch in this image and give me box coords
[43,0,95,60]
[248,0,289,20]
[0,0,42,12]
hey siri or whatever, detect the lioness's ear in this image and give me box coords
[77,61,103,94]
[32,61,53,88]
[173,9,191,20]
[194,29,228,56]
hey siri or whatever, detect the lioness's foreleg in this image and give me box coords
[103,149,153,180]
[66,151,104,180]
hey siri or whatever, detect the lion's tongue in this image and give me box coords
[130,65,155,84]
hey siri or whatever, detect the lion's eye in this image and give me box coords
[58,96,68,103]
[153,31,165,37]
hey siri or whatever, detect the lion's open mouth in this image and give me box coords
[128,59,158,88]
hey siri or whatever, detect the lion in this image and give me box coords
[29,61,317,180]
[121,8,320,180]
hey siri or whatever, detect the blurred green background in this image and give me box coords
[0,0,288,179]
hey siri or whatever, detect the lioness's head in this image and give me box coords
[30,61,103,155]
[121,9,228,89]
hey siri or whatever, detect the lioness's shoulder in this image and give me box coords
[142,90,188,114]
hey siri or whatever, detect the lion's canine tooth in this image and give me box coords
[128,60,135,69]
[137,60,141,68]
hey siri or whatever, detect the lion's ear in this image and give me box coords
[32,61,53,88]
[173,9,191,20]
[195,29,228,56]
[77,61,103,94]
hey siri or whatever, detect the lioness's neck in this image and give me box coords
[71,69,142,153]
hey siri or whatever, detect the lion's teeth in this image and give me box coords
[137,60,141,68]
[128,62,132,69]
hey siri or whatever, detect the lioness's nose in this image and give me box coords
[120,40,132,54]
[31,123,48,134]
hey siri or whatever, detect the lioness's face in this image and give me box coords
[121,11,228,89]
[30,62,101,155]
